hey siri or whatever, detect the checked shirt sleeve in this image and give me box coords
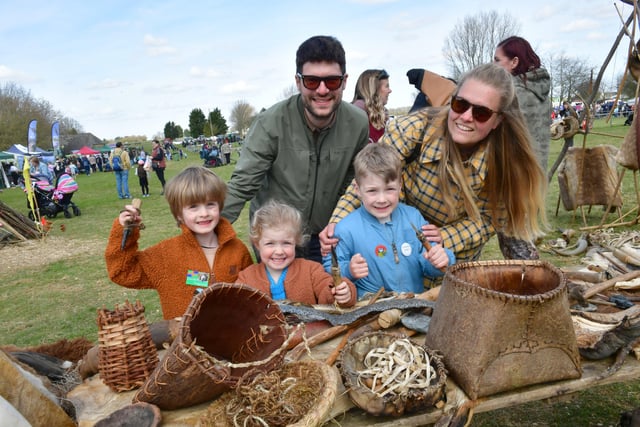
[329,179,360,223]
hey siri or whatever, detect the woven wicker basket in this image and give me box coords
[97,301,158,392]
[425,260,581,399]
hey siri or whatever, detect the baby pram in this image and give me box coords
[203,146,223,168]
[24,173,81,220]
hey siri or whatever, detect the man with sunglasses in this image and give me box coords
[222,35,369,263]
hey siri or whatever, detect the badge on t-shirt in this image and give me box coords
[186,270,209,287]
[375,244,387,257]
[401,242,412,257]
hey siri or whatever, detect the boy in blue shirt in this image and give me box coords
[323,143,454,298]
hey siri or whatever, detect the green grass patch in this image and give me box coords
[0,123,638,424]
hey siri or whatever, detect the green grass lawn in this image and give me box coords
[0,121,638,425]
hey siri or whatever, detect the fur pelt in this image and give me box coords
[1,337,94,363]
[0,350,76,427]
[558,145,623,211]
[618,108,640,170]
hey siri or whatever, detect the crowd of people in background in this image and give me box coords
[0,140,188,192]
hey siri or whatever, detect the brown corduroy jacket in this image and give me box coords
[236,258,357,307]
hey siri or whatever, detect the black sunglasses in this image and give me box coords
[378,69,389,79]
[450,96,499,123]
[296,73,344,91]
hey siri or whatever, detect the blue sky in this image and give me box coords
[0,0,631,140]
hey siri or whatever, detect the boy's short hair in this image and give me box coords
[249,200,308,247]
[164,166,226,224]
[354,143,402,184]
[296,35,346,75]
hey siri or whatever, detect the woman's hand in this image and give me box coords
[421,223,443,244]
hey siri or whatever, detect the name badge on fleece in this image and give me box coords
[186,270,209,288]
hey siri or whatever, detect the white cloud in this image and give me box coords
[189,66,221,79]
[220,81,253,94]
[348,0,398,4]
[0,65,32,82]
[143,34,177,57]
[87,79,125,90]
[562,18,599,32]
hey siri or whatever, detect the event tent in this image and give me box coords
[3,144,53,156]
[2,144,55,165]
[76,146,100,155]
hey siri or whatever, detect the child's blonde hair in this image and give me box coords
[250,200,308,246]
[353,142,402,184]
[164,166,227,225]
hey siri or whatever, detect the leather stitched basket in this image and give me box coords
[338,331,447,417]
[133,283,291,410]
[97,300,158,392]
[425,260,581,399]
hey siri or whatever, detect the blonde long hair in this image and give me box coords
[352,69,388,130]
[439,63,547,240]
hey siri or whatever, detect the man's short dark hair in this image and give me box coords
[296,35,346,75]
[115,142,122,147]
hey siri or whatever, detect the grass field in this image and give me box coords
[0,118,639,426]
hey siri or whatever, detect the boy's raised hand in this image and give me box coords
[118,203,142,227]
[424,243,450,271]
[349,253,369,279]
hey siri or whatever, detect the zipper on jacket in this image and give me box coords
[307,131,322,223]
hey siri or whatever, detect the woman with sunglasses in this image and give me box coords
[494,36,551,173]
[321,63,547,264]
[352,69,392,143]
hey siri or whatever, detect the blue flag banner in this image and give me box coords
[28,119,37,153]
[52,121,60,156]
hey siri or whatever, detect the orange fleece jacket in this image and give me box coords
[105,217,253,319]
[236,258,357,307]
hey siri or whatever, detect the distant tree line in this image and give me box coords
[166,101,257,140]
[0,82,83,152]
[442,10,634,105]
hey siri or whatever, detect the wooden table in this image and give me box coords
[68,332,640,427]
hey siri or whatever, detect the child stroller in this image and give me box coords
[24,173,81,220]
[203,146,223,168]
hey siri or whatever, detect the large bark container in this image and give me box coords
[425,260,581,399]
[134,283,289,410]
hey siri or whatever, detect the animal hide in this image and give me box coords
[617,109,640,170]
[558,145,623,211]
[0,350,76,427]
[0,337,94,363]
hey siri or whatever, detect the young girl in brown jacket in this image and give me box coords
[237,200,356,307]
